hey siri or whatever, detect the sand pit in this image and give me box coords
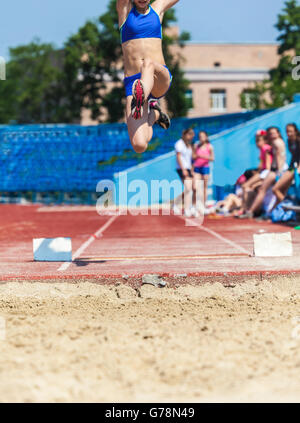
[0,277,300,403]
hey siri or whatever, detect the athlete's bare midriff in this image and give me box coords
[122,37,165,77]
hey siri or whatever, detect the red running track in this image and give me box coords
[0,204,300,280]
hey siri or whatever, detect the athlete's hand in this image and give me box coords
[182,169,189,178]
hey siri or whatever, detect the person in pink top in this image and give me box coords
[239,130,273,216]
[192,131,214,208]
[260,137,273,171]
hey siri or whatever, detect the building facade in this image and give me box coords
[174,42,279,117]
[81,42,280,124]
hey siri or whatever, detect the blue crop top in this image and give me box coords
[120,6,162,44]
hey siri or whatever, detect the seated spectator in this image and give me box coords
[238,130,273,215]
[272,123,300,206]
[192,131,214,214]
[173,128,195,217]
[213,193,242,216]
[239,127,287,218]
[213,172,254,216]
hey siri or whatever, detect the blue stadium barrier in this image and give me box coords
[0,110,270,203]
[294,93,300,103]
[113,102,300,206]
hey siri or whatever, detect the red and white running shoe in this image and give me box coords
[131,79,145,120]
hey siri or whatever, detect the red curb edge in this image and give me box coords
[1,269,300,283]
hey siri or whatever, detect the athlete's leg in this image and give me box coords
[248,171,276,214]
[151,63,172,99]
[137,59,171,99]
[242,174,260,211]
[127,61,172,151]
[126,96,159,153]
[243,173,261,191]
[183,177,193,214]
[131,60,171,119]
[224,194,242,212]
[272,170,294,205]
[203,174,210,205]
[251,180,263,190]
[193,173,209,206]
[171,174,193,214]
[172,175,185,212]
[192,173,202,209]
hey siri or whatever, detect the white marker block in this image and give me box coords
[33,238,72,262]
[253,232,293,257]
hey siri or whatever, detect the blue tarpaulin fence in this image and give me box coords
[0,110,269,196]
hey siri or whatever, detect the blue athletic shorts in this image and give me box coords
[194,166,210,175]
[124,65,173,98]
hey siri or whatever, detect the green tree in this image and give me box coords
[240,84,268,110]
[63,16,123,123]
[162,7,191,117]
[0,40,65,124]
[0,1,191,124]
[0,62,17,124]
[249,0,300,109]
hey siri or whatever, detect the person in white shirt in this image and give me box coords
[174,128,195,217]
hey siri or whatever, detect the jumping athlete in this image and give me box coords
[117,0,178,153]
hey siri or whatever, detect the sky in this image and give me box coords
[0,0,287,60]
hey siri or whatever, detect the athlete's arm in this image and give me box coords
[265,151,272,171]
[116,0,132,27]
[209,144,215,162]
[152,0,179,18]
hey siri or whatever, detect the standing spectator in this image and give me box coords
[192,131,214,213]
[272,123,300,205]
[174,128,195,217]
[239,127,287,218]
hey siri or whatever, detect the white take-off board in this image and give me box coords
[33,238,72,262]
[253,232,293,257]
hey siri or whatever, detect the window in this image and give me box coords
[210,89,227,113]
[185,89,194,110]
